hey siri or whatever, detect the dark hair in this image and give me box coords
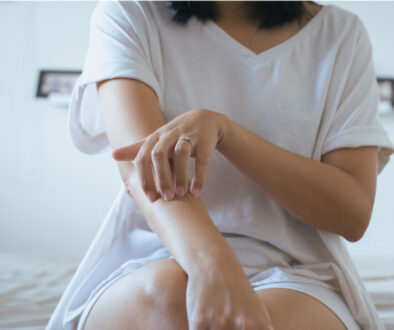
[165,1,312,29]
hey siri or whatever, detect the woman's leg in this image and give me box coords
[255,288,347,330]
[82,258,188,330]
[83,258,347,330]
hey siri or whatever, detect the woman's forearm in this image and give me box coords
[118,161,244,274]
[216,115,375,242]
[97,78,243,275]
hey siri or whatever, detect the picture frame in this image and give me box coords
[36,70,81,98]
[377,77,394,105]
[377,77,394,114]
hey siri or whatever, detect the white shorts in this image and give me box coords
[76,255,360,330]
[251,282,360,330]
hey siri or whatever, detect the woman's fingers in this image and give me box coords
[151,134,178,201]
[113,137,212,201]
[190,149,212,198]
[134,136,160,202]
[172,138,193,197]
[134,157,158,202]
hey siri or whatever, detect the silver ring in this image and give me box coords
[179,135,193,148]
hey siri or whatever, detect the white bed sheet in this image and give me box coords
[365,277,394,330]
[0,253,78,330]
[0,252,393,329]
[353,256,394,330]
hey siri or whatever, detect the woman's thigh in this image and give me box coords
[82,258,347,330]
[82,258,188,330]
[255,288,347,330]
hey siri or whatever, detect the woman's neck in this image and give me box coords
[214,1,323,29]
[211,1,324,56]
[214,1,255,26]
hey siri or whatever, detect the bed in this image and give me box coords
[0,252,393,330]
[0,253,78,330]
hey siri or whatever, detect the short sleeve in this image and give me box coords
[68,1,162,154]
[321,18,394,173]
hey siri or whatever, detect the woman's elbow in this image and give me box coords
[343,201,373,243]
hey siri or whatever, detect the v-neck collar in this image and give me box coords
[200,4,332,64]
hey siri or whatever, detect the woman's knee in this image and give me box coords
[83,258,188,330]
[137,258,188,310]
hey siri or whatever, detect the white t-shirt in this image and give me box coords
[48,1,394,329]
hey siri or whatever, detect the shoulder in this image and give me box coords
[91,1,156,28]
[323,4,370,46]
[304,3,372,65]
[324,4,359,27]
[94,1,170,22]
[89,0,165,40]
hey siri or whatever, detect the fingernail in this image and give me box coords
[147,191,156,202]
[191,188,200,198]
[176,186,185,196]
[163,190,174,201]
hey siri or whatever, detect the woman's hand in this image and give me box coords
[112,108,227,202]
[186,259,274,330]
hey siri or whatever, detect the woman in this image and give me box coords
[47,1,393,329]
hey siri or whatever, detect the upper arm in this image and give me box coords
[321,146,378,213]
[320,19,392,176]
[96,77,166,149]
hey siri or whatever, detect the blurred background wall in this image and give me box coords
[0,1,120,259]
[0,1,393,265]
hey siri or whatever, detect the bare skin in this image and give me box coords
[83,259,346,330]
[81,1,368,329]
[213,1,324,56]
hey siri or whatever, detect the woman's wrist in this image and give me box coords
[213,111,231,150]
[186,243,245,277]
[215,112,232,152]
